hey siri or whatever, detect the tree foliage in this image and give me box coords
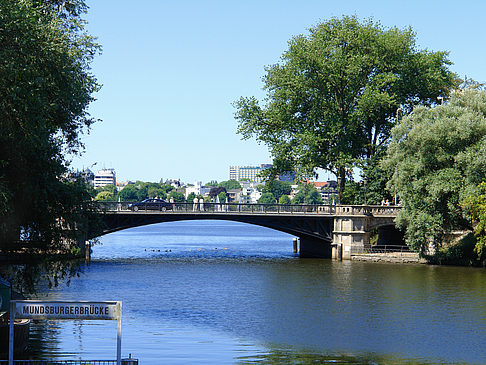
[260,180,292,201]
[258,192,276,204]
[119,184,138,201]
[218,180,241,190]
[168,191,185,203]
[0,0,100,248]
[383,87,486,254]
[462,182,486,260]
[234,15,458,187]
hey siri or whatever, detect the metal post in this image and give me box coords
[337,176,342,205]
[9,301,14,365]
[364,178,367,205]
[117,308,122,365]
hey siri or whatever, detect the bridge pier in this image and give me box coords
[332,206,371,260]
[299,235,332,258]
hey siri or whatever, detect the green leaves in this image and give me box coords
[463,182,486,259]
[0,0,100,248]
[234,15,457,185]
[384,87,486,255]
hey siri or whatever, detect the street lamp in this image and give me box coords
[364,178,367,205]
[337,176,341,205]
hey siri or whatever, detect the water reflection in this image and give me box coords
[5,221,486,364]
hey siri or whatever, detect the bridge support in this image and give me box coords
[299,236,332,258]
[332,206,371,260]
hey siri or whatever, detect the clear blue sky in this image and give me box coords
[72,0,486,184]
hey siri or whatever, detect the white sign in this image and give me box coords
[9,300,123,365]
[13,300,121,320]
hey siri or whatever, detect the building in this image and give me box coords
[184,181,212,199]
[94,168,116,189]
[229,164,272,183]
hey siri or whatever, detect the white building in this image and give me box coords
[229,164,272,183]
[94,168,116,189]
[184,181,211,199]
[239,184,262,203]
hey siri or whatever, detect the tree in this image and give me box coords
[205,180,218,187]
[168,191,185,203]
[218,180,241,190]
[218,192,227,203]
[119,185,138,201]
[234,15,458,192]
[0,0,100,248]
[279,195,291,205]
[148,187,167,200]
[292,191,305,205]
[186,192,196,203]
[383,87,486,255]
[258,193,276,204]
[260,180,292,201]
[463,182,486,261]
[305,189,322,205]
[209,186,226,198]
[95,191,114,201]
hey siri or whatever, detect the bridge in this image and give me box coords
[89,202,402,259]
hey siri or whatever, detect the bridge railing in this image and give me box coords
[94,201,337,215]
[351,245,412,255]
[335,205,401,216]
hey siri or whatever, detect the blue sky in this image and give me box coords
[72,0,486,184]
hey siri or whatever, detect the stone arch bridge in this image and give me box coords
[90,202,401,259]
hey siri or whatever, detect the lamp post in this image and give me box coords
[364,178,367,205]
[337,176,341,205]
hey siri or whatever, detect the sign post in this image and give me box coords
[9,300,122,365]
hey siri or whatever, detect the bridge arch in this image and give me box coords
[92,212,334,258]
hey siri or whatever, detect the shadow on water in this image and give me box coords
[0,257,84,360]
[236,345,440,365]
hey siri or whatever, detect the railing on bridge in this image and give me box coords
[335,205,401,216]
[92,202,402,217]
[0,361,126,365]
[94,201,337,215]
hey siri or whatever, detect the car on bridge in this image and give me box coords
[129,198,173,211]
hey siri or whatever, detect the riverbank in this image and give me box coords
[351,252,426,264]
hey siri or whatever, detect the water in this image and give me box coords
[25,221,486,364]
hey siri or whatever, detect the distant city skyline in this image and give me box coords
[71,0,486,183]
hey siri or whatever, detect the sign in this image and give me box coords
[9,300,123,365]
[13,300,121,320]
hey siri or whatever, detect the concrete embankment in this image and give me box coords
[351,252,426,264]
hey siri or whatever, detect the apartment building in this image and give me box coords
[94,168,116,189]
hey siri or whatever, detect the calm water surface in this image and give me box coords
[28,221,486,364]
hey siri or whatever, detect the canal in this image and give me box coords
[26,220,486,364]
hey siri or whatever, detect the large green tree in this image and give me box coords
[218,180,241,190]
[0,0,100,249]
[260,180,292,201]
[463,182,486,261]
[234,16,458,190]
[383,87,486,255]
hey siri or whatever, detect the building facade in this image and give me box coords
[229,164,272,183]
[94,168,116,189]
[184,181,212,199]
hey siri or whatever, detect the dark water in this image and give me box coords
[26,221,486,364]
